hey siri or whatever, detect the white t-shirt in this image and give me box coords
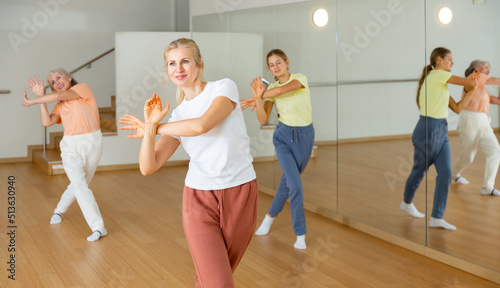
[168,78,256,190]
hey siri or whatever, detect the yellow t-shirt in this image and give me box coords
[52,83,100,135]
[418,69,453,119]
[265,73,312,127]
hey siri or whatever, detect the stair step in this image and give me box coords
[33,149,65,176]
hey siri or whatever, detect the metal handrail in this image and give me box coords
[43,48,115,92]
[70,48,115,75]
[42,48,115,151]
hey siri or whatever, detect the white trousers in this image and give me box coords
[56,130,104,231]
[453,111,500,188]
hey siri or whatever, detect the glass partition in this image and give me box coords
[192,0,500,280]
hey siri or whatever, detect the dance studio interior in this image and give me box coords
[1,0,500,287]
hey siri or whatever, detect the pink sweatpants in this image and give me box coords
[182,179,258,288]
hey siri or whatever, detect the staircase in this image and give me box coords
[33,96,117,175]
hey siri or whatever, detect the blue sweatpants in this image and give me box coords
[268,122,315,236]
[404,116,452,219]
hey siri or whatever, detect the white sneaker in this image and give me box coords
[453,175,469,184]
[429,217,456,230]
[480,187,500,196]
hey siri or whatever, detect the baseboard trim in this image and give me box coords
[95,159,190,172]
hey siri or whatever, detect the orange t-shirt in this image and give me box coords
[51,83,100,135]
[464,73,490,113]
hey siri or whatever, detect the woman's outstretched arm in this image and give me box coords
[261,79,303,99]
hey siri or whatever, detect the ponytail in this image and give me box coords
[416,65,433,108]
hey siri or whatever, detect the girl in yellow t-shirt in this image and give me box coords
[401,47,478,230]
[241,49,314,249]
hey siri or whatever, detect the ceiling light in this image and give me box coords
[438,7,453,24]
[313,8,328,27]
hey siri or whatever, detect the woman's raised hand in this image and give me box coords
[27,76,45,97]
[22,91,33,107]
[118,114,146,138]
[144,93,170,125]
[251,76,265,99]
[240,76,265,111]
[240,97,257,111]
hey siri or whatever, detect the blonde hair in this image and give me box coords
[46,68,78,91]
[163,38,204,105]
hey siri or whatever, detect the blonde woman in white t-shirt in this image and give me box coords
[119,38,257,288]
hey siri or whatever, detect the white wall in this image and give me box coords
[192,0,338,142]
[189,0,309,17]
[104,32,190,166]
[192,32,275,158]
[192,0,500,141]
[0,0,176,159]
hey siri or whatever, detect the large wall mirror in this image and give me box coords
[424,0,500,275]
[192,0,500,282]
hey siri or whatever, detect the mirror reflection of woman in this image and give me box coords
[22,68,107,242]
[400,47,478,230]
[119,38,258,288]
[241,49,314,249]
[452,60,500,196]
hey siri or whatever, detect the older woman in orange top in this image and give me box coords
[22,68,106,242]
[452,60,500,196]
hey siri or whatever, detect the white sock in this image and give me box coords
[480,187,500,196]
[400,201,425,218]
[255,214,274,235]
[294,235,306,249]
[87,227,107,242]
[50,209,62,224]
[453,175,469,184]
[429,217,456,230]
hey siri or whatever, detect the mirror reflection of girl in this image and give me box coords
[119,38,258,287]
[240,49,314,249]
[452,60,500,196]
[401,47,479,230]
[22,68,106,242]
